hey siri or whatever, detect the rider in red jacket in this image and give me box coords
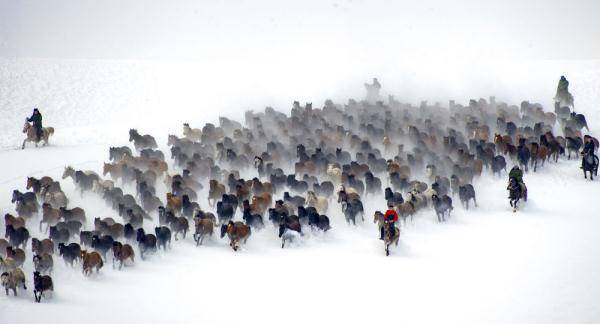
[380,205,399,240]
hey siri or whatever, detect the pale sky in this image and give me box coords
[1,0,599,61]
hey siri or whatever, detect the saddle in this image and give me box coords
[385,224,397,239]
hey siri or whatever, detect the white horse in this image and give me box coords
[22,119,54,149]
[306,191,329,214]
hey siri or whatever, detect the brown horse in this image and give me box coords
[40,203,61,232]
[4,214,26,231]
[208,180,226,207]
[529,143,548,172]
[494,133,512,153]
[251,192,272,215]
[166,193,182,214]
[0,239,9,256]
[472,126,490,142]
[193,217,214,246]
[31,238,54,256]
[183,123,202,141]
[396,201,416,224]
[6,247,26,267]
[26,176,53,197]
[0,256,17,272]
[22,119,54,149]
[220,221,251,251]
[81,250,103,275]
[1,268,26,296]
[112,242,134,270]
[103,162,125,181]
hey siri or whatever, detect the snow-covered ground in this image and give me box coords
[1,58,600,324]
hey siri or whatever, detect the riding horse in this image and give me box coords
[582,151,599,180]
[22,119,54,149]
[383,221,399,256]
[507,178,527,212]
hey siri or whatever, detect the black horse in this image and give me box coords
[507,178,527,212]
[517,145,530,172]
[582,151,599,180]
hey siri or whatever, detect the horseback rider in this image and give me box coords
[555,75,570,101]
[380,204,398,240]
[581,135,597,169]
[365,78,382,102]
[508,166,526,194]
[27,108,43,141]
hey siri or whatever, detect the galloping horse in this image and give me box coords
[507,178,527,212]
[383,221,399,256]
[22,119,54,149]
[582,151,599,180]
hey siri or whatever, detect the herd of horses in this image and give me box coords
[3,93,595,301]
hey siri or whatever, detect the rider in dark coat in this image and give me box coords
[555,75,569,101]
[27,108,43,141]
[508,166,525,195]
[581,135,596,169]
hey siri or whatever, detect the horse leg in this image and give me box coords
[22,139,27,149]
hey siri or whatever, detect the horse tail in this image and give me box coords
[47,127,54,135]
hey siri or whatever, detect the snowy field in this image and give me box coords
[1,57,600,324]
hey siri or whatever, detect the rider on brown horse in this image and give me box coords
[27,108,43,141]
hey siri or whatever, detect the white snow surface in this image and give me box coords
[1,58,600,324]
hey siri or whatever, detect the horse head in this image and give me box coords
[26,177,36,190]
[22,119,31,133]
[11,190,22,203]
[128,129,138,142]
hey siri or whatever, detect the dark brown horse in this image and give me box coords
[220,221,251,251]
[112,242,135,270]
[81,250,103,275]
